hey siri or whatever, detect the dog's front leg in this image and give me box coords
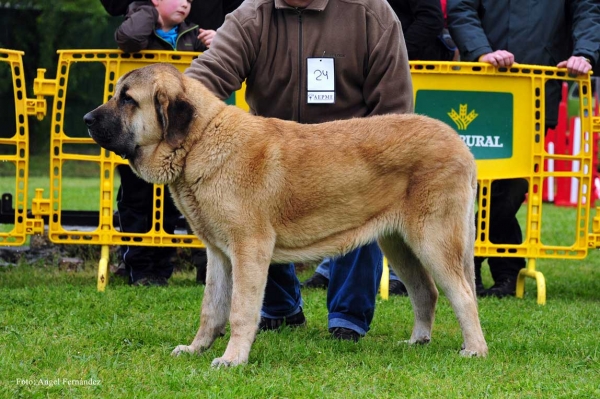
[211,240,273,368]
[172,246,232,357]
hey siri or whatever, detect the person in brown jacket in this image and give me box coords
[184,0,413,341]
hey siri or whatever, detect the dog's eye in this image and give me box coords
[121,92,138,107]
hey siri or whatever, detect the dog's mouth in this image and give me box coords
[121,145,140,160]
[84,110,137,160]
[86,123,138,161]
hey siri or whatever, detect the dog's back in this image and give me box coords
[230,113,478,264]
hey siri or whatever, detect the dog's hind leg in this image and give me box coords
[172,246,232,357]
[210,236,274,368]
[411,222,488,357]
[378,234,438,345]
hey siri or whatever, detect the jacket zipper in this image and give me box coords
[175,25,199,50]
[297,10,303,123]
[154,24,199,50]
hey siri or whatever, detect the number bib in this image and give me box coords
[306,58,335,104]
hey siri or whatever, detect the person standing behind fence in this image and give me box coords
[447,0,600,298]
[109,0,206,286]
[101,0,243,285]
[389,0,455,61]
[302,0,454,296]
[184,0,413,342]
[100,0,242,29]
[115,0,207,53]
[101,0,243,47]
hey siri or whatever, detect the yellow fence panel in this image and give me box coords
[0,49,46,246]
[5,53,594,300]
[32,50,246,246]
[588,115,600,248]
[411,61,595,303]
[31,50,248,289]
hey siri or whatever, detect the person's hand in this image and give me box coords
[478,50,515,67]
[557,56,592,76]
[198,29,217,48]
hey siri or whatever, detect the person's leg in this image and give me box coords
[315,258,331,278]
[302,258,330,289]
[116,165,157,284]
[473,257,486,295]
[327,242,383,339]
[484,178,528,297]
[388,268,408,296]
[260,263,305,329]
[152,185,179,280]
[193,248,208,284]
[311,255,403,294]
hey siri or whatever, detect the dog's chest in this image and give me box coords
[169,181,228,249]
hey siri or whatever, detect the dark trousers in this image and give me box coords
[476,178,528,283]
[262,242,382,335]
[116,165,180,283]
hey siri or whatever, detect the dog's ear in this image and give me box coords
[154,86,194,148]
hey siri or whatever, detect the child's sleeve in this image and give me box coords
[115,3,159,53]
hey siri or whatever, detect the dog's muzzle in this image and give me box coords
[84,111,129,159]
[84,111,99,141]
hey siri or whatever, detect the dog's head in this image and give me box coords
[84,63,195,184]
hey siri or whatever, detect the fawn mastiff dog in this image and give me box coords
[84,63,488,367]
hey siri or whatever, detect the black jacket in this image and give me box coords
[387,0,454,61]
[100,0,243,30]
[447,0,600,127]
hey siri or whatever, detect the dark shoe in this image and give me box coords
[132,276,169,287]
[475,281,486,297]
[330,327,361,342]
[301,272,329,289]
[389,279,408,296]
[483,278,516,298]
[259,310,306,331]
[474,268,485,296]
[112,261,128,278]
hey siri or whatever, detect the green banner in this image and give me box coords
[415,90,514,160]
[225,92,236,106]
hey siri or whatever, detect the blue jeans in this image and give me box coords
[261,242,383,335]
[317,257,401,282]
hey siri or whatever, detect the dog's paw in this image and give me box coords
[171,345,196,357]
[459,349,481,357]
[211,357,246,368]
[401,336,431,345]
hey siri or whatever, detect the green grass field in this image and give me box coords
[1,256,599,398]
[1,170,600,398]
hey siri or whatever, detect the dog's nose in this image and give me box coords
[83,112,96,127]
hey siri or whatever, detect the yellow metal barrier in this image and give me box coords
[31,50,248,290]
[1,51,595,300]
[0,49,47,246]
[587,116,600,252]
[410,62,595,304]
